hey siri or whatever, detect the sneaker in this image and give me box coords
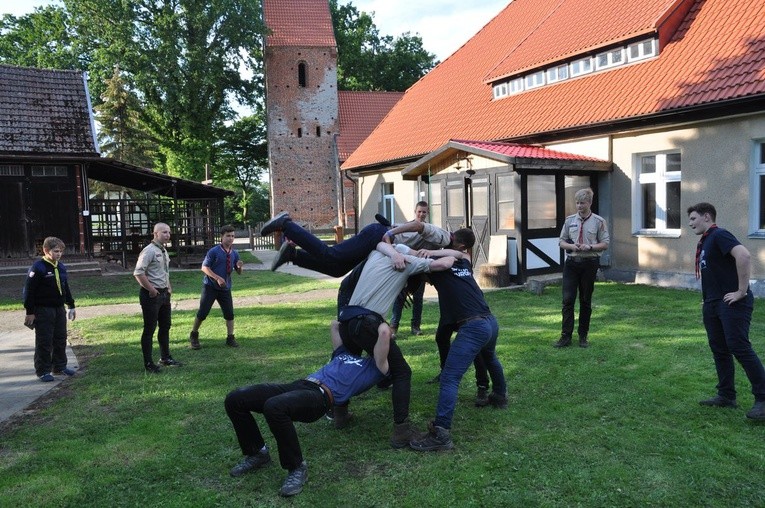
[426,372,441,384]
[410,326,423,336]
[189,331,201,350]
[699,395,738,408]
[374,213,392,227]
[145,362,161,373]
[746,401,765,420]
[279,461,307,497]
[230,449,272,477]
[159,357,182,367]
[488,392,509,409]
[554,336,572,348]
[226,335,239,348]
[475,386,489,407]
[271,241,296,271]
[53,367,76,376]
[260,211,291,236]
[409,421,454,452]
[39,373,55,382]
[579,336,589,348]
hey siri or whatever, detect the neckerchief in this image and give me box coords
[695,224,717,279]
[43,256,62,295]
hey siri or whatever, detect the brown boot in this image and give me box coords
[333,405,353,429]
[189,331,201,350]
[390,419,421,449]
[226,334,239,348]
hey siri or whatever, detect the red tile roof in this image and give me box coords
[343,0,765,170]
[263,0,336,47]
[338,91,404,161]
[451,139,607,162]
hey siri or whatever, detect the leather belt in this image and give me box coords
[305,377,334,408]
[567,256,598,263]
[456,314,491,328]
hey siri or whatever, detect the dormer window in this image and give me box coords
[493,82,508,99]
[546,64,568,84]
[628,39,657,62]
[595,48,624,70]
[570,57,593,77]
[524,70,545,90]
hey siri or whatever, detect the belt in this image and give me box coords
[456,313,491,327]
[567,256,599,263]
[305,377,334,408]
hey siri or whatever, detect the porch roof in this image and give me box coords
[401,139,612,179]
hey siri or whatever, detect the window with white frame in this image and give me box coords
[570,56,593,76]
[546,64,569,83]
[381,182,395,224]
[524,70,545,89]
[751,140,765,232]
[595,48,624,70]
[628,39,657,62]
[508,77,524,94]
[493,82,508,99]
[635,152,682,232]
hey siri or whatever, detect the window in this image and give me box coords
[751,141,765,233]
[570,57,592,77]
[628,39,657,62]
[381,183,395,223]
[546,64,569,84]
[447,183,464,218]
[493,82,508,99]
[524,70,545,89]
[298,62,307,87]
[595,48,624,70]
[429,182,442,227]
[496,173,515,230]
[0,165,23,177]
[527,175,557,229]
[508,77,524,94]
[635,152,681,233]
[31,165,68,177]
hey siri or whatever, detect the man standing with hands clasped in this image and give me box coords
[189,225,244,349]
[555,187,609,348]
[688,202,765,420]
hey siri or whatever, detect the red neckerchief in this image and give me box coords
[695,224,717,279]
[220,244,232,274]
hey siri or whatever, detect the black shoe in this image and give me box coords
[579,336,589,348]
[488,392,508,409]
[230,449,272,477]
[271,241,296,271]
[475,386,489,407]
[145,362,161,373]
[746,401,765,420]
[279,461,307,497]
[409,421,454,452]
[226,335,239,348]
[554,336,572,348]
[159,357,182,367]
[375,213,391,228]
[377,377,393,390]
[699,395,738,408]
[260,211,291,236]
[189,331,201,350]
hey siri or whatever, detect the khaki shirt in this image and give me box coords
[133,241,170,288]
[559,212,609,259]
[395,223,451,250]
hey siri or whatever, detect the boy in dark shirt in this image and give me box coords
[23,237,77,382]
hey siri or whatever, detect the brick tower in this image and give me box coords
[262,0,340,228]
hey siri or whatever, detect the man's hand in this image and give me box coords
[235,260,244,274]
[723,289,747,305]
[415,249,432,258]
[390,252,406,271]
[217,276,227,288]
[24,314,35,328]
[68,309,76,321]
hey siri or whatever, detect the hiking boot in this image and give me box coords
[145,362,161,373]
[226,334,239,348]
[230,448,272,477]
[579,336,589,348]
[488,392,509,409]
[411,326,423,336]
[409,421,454,452]
[699,395,738,408]
[260,211,291,236]
[159,357,182,367]
[475,386,489,407]
[554,336,572,348]
[333,405,353,430]
[390,419,420,449]
[279,461,307,497]
[271,241,296,271]
[746,401,765,420]
[189,331,201,350]
[426,372,441,384]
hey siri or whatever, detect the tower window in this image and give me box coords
[298,62,307,87]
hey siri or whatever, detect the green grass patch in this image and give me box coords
[1,282,765,506]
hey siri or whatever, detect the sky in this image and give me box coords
[3,0,509,62]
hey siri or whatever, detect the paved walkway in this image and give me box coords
[0,249,347,425]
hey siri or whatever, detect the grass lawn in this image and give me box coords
[1,278,765,507]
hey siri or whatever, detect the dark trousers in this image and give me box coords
[33,306,68,376]
[703,293,765,402]
[561,257,599,339]
[196,284,234,321]
[339,314,411,423]
[287,222,387,277]
[390,280,425,328]
[225,380,327,471]
[139,288,172,364]
[435,321,489,388]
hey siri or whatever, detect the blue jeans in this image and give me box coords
[196,284,234,321]
[225,380,327,471]
[435,321,489,388]
[703,292,765,402]
[286,222,387,277]
[561,257,599,339]
[435,315,505,429]
[390,280,425,328]
[139,288,172,364]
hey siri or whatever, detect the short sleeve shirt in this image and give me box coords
[133,241,170,289]
[202,245,240,290]
[559,212,609,259]
[699,227,742,301]
[396,223,452,250]
[311,346,386,405]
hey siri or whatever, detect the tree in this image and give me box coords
[0,6,82,69]
[330,0,437,91]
